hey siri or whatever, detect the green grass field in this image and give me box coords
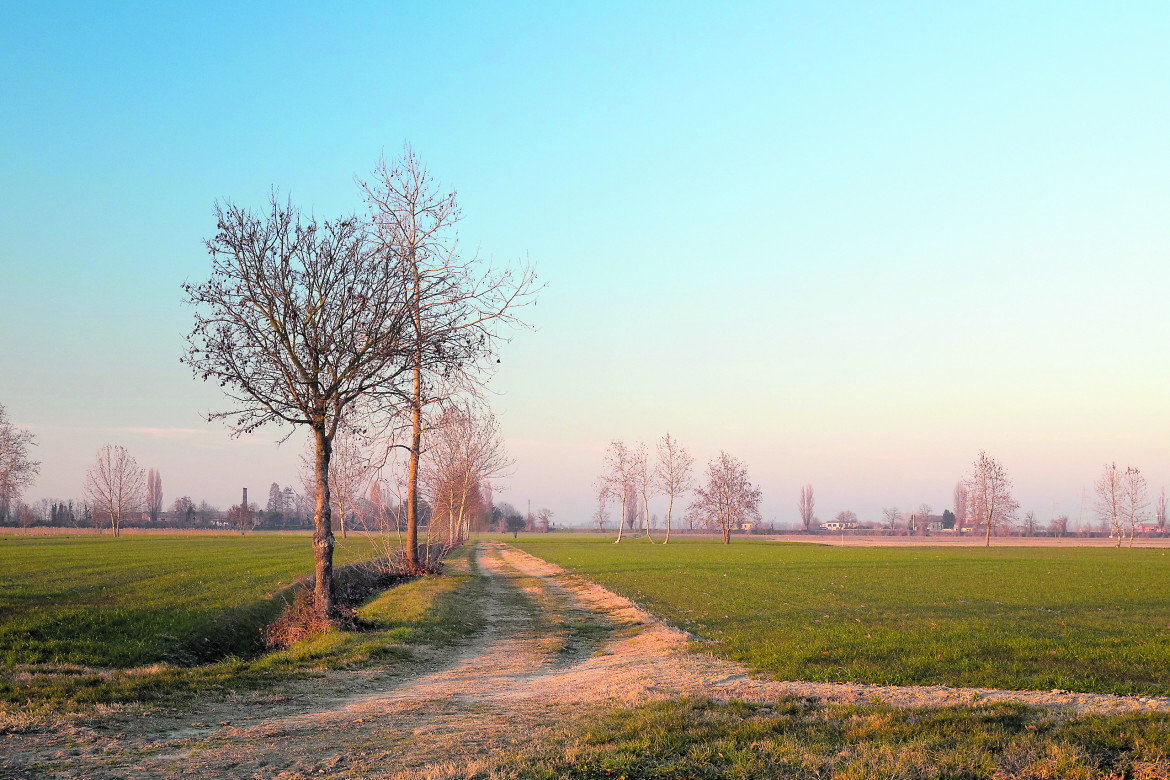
[509,536,1170,696]
[0,533,380,668]
[0,535,481,706]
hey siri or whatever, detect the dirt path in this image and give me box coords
[4,541,1168,779]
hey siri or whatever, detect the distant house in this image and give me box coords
[819,520,856,531]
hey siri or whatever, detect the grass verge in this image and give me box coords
[0,545,483,709]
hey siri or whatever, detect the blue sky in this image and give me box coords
[2,2,1168,527]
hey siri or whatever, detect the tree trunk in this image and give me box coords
[643,489,656,543]
[984,518,991,547]
[614,495,625,543]
[312,425,336,617]
[664,494,673,544]
[407,384,421,567]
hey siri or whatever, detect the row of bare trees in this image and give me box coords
[183,146,538,616]
[595,436,762,545]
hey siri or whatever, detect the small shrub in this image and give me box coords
[261,588,334,649]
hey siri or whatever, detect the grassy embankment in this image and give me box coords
[509,535,1170,696]
[0,534,482,706]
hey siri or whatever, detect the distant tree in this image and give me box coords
[424,402,513,547]
[1122,466,1149,546]
[536,507,553,533]
[0,403,40,525]
[145,469,163,524]
[228,501,255,534]
[593,483,610,533]
[941,509,956,530]
[1157,486,1167,533]
[505,509,526,538]
[690,451,762,544]
[835,510,857,526]
[953,481,968,533]
[172,496,195,525]
[798,484,815,532]
[913,504,933,535]
[653,433,694,544]
[83,445,146,537]
[183,193,414,616]
[965,450,1018,547]
[1050,514,1070,538]
[881,506,900,532]
[1022,510,1037,537]
[1095,462,1125,547]
[266,482,284,517]
[598,441,638,544]
[196,500,217,526]
[630,442,657,543]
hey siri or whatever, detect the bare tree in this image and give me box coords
[965,450,1019,547]
[423,402,513,547]
[1022,510,1036,537]
[360,147,538,568]
[146,469,163,524]
[1050,514,1069,537]
[881,506,900,533]
[835,510,858,526]
[83,445,146,537]
[0,403,39,524]
[913,504,933,535]
[1095,462,1125,547]
[653,433,694,544]
[798,484,815,533]
[631,442,657,543]
[228,501,255,534]
[592,482,610,533]
[690,451,762,544]
[953,481,968,533]
[1122,466,1149,546]
[598,441,637,543]
[183,194,412,616]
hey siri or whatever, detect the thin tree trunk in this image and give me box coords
[407,386,421,567]
[984,514,991,547]
[643,489,656,543]
[614,495,625,543]
[406,253,422,568]
[664,494,673,544]
[312,425,335,617]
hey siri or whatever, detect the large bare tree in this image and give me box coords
[965,450,1018,547]
[691,451,761,544]
[653,433,693,544]
[1094,462,1125,547]
[1122,466,1149,547]
[0,403,39,524]
[183,195,412,616]
[83,445,146,537]
[798,484,815,532]
[360,147,538,568]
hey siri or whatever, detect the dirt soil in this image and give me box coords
[3,541,1168,779]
